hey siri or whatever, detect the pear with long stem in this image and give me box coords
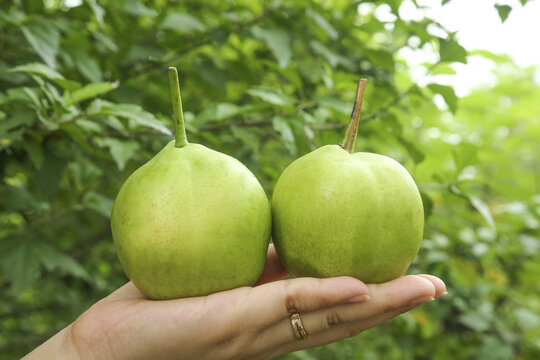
[271,79,424,283]
[111,67,271,300]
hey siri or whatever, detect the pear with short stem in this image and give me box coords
[271,79,424,283]
[111,67,271,299]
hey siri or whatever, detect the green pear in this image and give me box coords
[271,79,423,284]
[111,68,271,300]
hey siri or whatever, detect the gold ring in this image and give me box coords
[289,312,309,340]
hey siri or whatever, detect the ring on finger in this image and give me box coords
[289,312,309,340]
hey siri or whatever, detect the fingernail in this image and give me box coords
[436,291,448,298]
[347,294,371,303]
[410,295,435,306]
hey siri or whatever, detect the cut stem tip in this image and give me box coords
[168,67,188,148]
[340,78,368,153]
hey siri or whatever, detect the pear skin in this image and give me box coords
[271,145,423,283]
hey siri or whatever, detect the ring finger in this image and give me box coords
[269,302,419,359]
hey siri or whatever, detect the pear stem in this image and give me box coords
[168,67,188,148]
[340,78,368,153]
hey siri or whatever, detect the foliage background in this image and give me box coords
[1,0,539,359]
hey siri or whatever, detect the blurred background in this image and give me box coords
[1,0,539,359]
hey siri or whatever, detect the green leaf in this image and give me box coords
[64,81,119,106]
[396,135,425,163]
[452,143,478,173]
[310,40,352,68]
[83,190,114,218]
[23,137,44,169]
[478,336,514,360]
[9,63,80,90]
[231,126,259,154]
[0,184,35,212]
[450,185,496,229]
[495,5,512,23]
[468,195,496,229]
[12,87,59,130]
[36,153,66,201]
[92,31,119,52]
[99,138,140,170]
[31,241,90,281]
[21,87,44,109]
[123,0,157,17]
[90,100,172,135]
[319,97,352,115]
[10,63,63,80]
[419,190,434,220]
[514,307,540,330]
[160,13,205,32]
[272,116,297,155]
[306,9,338,40]
[0,238,90,295]
[88,0,105,25]
[380,112,402,134]
[75,118,104,133]
[70,50,103,83]
[469,50,512,63]
[20,21,60,68]
[428,83,458,113]
[0,239,41,295]
[196,60,226,93]
[247,87,291,106]
[60,123,93,152]
[288,115,313,155]
[439,37,467,64]
[0,110,35,135]
[458,302,493,331]
[215,103,240,120]
[252,27,292,68]
[0,129,24,149]
[364,49,395,71]
[262,60,304,90]
[125,44,166,64]
[70,159,103,190]
[430,63,457,75]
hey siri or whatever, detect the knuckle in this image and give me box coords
[375,301,395,314]
[400,306,413,314]
[213,333,237,357]
[211,328,254,360]
[326,310,343,327]
[347,326,363,338]
[283,281,301,313]
[282,277,330,315]
[382,303,395,313]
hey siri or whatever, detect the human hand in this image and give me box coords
[24,244,446,360]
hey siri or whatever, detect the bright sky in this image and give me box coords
[371,0,540,96]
